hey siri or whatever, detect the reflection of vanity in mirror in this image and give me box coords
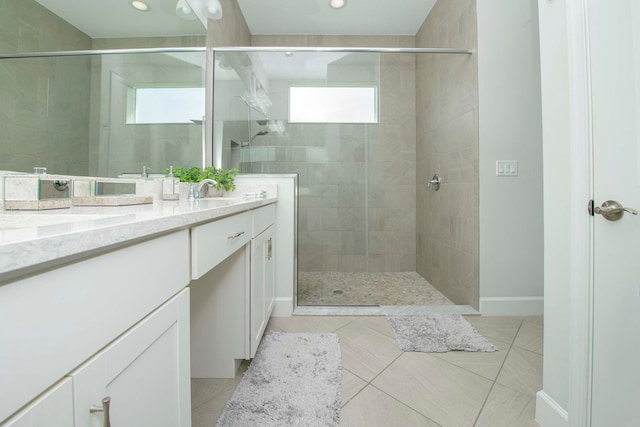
[0,0,208,180]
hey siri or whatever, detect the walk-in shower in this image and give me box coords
[212,46,476,311]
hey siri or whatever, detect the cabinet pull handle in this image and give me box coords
[266,238,273,260]
[228,231,245,239]
[89,396,111,427]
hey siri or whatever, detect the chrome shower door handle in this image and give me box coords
[594,200,638,221]
[426,174,442,191]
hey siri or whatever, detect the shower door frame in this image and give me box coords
[211,46,474,314]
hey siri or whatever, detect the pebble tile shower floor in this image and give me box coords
[297,271,454,306]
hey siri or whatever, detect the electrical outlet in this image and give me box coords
[496,160,518,176]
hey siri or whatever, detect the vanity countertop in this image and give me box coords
[0,196,276,281]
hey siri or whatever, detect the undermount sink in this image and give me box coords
[197,197,248,206]
[0,214,128,230]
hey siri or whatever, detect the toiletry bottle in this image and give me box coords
[162,166,180,200]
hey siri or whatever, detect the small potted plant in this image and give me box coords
[167,166,238,199]
[202,166,238,193]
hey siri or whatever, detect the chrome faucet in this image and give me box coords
[142,166,150,178]
[195,179,218,199]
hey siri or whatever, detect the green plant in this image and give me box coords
[167,166,202,183]
[202,166,238,192]
[165,166,238,191]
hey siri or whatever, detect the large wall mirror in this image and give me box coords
[0,0,207,178]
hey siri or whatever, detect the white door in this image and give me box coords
[589,0,640,425]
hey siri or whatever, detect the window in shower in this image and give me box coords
[127,86,205,124]
[288,85,378,123]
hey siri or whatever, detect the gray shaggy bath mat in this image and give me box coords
[216,331,342,427]
[385,313,497,353]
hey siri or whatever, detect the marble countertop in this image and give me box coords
[0,196,276,281]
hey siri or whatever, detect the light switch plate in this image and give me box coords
[496,160,518,176]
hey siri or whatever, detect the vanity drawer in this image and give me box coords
[191,211,252,280]
[253,204,276,238]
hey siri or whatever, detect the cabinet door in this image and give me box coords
[2,378,73,427]
[70,290,191,427]
[250,225,275,357]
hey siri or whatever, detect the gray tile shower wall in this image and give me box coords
[416,0,480,308]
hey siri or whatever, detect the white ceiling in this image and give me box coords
[236,0,437,36]
[34,0,436,39]
[34,0,206,38]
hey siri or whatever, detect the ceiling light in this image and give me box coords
[329,0,345,9]
[206,0,223,20]
[129,0,150,12]
[176,0,196,20]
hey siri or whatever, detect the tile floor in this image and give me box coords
[191,315,543,427]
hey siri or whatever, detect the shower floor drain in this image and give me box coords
[333,290,343,295]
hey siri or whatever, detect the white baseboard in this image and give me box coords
[271,297,294,317]
[535,391,569,427]
[479,296,544,316]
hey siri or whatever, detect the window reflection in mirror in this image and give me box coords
[128,86,205,125]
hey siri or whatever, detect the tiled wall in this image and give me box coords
[91,36,206,50]
[251,36,417,272]
[0,0,92,175]
[415,0,480,307]
[207,0,252,47]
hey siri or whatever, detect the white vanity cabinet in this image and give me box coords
[190,204,276,378]
[0,230,191,425]
[70,289,190,427]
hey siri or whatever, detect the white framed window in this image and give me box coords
[127,86,205,124]
[288,85,378,124]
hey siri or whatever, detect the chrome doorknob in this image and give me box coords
[594,200,638,221]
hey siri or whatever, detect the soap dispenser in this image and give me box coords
[162,166,180,200]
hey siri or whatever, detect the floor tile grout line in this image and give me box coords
[472,380,499,427]
[511,342,544,356]
[352,316,397,338]
[472,341,519,426]
[367,382,445,427]
[512,320,544,354]
[492,381,540,401]
[471,322,526,426]
[360,351,457,424]
[425,339,512,383]
[341,350,443,425]
[339,367,369,408]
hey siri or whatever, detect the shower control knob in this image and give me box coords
[426,174,442,191]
